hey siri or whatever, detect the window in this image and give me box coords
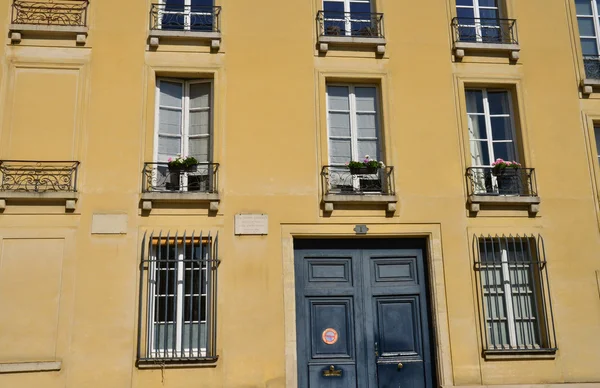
[323,0,373,36]
[158,0,215,31]
[154,79,213,192]
[455,0,503,42]
[326,84,383,193]
[137,231,219,363]
[576,0,600,56]
[474,235,557,354]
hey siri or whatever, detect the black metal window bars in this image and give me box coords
[474,234,557,355]
[11,0,89,26]
[321,166,394,196]
[137,231,219,364]
[317,10,384,38]
[452,17,517,45]
[150,4,221,32]
[583,56,600,79]
[0,160,79,193]
[142,162,219,194]
[466,167,537,197]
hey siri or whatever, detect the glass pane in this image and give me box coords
[356,113,377,138]
[594,127,600,159]
[357,140,379,161]
[327,86,350,110]
[324,1,344,13]
[457,7,475,20]
[164,0,185,11]
[159,108,182,135]
[329,139,352,164]
[470,140,490,165]
[479,9,499,20]
[160,81,183,107]
[190,111,210,135]
[490,117,513,141]
[576,0,593,15]
[189,138,210,162]
[492,142,517,161]
[456,0,473,5]
[153,323,176,351]
[158,136,181,156]
[479,0,498,6]
[468,115,487,140]
[355,87,377,111]
[466,90,484,113]
[488,91,511,114]
[581,38,600,55]
[190,83,211,109]
[329,112,351,137]
[578,17,597,36]
[192,0,213,6]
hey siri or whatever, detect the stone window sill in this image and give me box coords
[581,78,600,95]
[453,41,520,61]
[9,24,88,44]
[0,191,78,212]
[0,361,62,374]
[141,192,220,212]
[317,35,386,54]
[468,195,540,215]
[323,194,397,213]
[483,349,556,361]
[137,357,218,369]
[148,30,221,50]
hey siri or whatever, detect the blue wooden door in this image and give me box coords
[295,239,434,388]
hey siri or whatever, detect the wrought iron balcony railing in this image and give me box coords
[11,0,89,26]
[150,4,221,32]
[142,162,219,194]
[583,56,600,79]
[321,166,394,196]
[466,167,537,197]
[452,17,517,45]
[317,11,384,38]
[0,160,79,193]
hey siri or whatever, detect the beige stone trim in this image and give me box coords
[317,36,386,54]
[0,192,79,213]
[281,223,453,388]
[140,192,220,212]
[453,42,520,61]
[467,195,541,215]
[322,194,398,213]
[0,361,61,374]
[9,24,88,43]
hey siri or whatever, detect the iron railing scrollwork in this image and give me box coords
[466,167,536,197]
[583,56,600,79]
[11,0,89,26]
[0,160,79,193]
[150,4,221,32]
[452,17,517,45]
[317,11,384,38]
[321,166,394,196]
[142,162,219,194]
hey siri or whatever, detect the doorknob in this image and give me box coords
[397,362,403,370]
[374,341,379,357]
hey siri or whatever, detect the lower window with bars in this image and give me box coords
[137,231,219,365]
[474,234,557,357]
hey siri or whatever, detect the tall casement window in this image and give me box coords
[158,0,215,31]
[466,89,517,167]
[595,126,600,164]
[155,79,213,191]
[455,0,502,42]
[577,0,600,78]
[474,235,557,355]
[137,231,219,363]
[323,0,373,36]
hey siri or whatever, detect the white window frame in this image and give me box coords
[147,243,208,358]
[456,0,501,42]
[158,0,213,31]
[576,0,600,56]
[467,88,518,168]
[323,0,372,36]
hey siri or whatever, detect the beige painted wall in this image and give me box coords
[0,0,598,387]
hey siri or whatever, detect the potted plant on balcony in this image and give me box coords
[347,155,384,175]
[167,156,199,173]
[491,158,522,195]
[326,25,341,36]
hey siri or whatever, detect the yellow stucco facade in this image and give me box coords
[0,0,599,387]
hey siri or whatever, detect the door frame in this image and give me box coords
[281,223,453,388]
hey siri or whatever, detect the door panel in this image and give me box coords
[309,298,354,359]
[309,364,357,388]
[375,297,421,357]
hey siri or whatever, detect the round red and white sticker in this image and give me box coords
[322,328,339,345]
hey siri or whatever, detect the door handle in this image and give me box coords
[374,341,379,357]
[397,362,403,370]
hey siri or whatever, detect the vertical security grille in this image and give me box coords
[474,235,557,355]
[137,231,219,364]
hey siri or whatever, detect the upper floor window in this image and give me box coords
[595,126,600,164]
[576,0,600,79]
[455,0,503,42]
[153,0,216,31]
[322,0,373,36]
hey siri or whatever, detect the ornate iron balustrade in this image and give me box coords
[0,160,79,193]
[321,166,394,196]
[466,167,537,197]
[150,4,221,32]
[583,56,600,79]
[452,17,517,44]
[317,11,384,38]
[11,0,88,26]
[142,162,219,194]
